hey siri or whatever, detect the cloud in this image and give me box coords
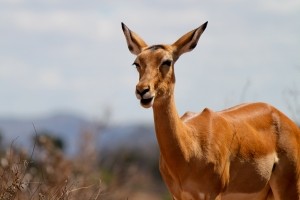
[0,0,25,4]
[259,0,300,14]
[38,69,63,89]
[0,9,116,42]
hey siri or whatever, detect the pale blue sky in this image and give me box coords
[0,0,299,124]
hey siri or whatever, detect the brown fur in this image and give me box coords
[121,22,300,200]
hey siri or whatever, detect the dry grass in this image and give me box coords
[0,134,104,200]
[0,129,171,200]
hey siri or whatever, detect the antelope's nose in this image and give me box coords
[136,86,150,99]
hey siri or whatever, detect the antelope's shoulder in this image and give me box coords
[181,107,216,123]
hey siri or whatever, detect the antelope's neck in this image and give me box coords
[152,95,190,165]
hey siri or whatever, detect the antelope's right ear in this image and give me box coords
[172,21,208,60]
[121,22,148,55]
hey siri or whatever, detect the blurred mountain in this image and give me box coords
[0,113,157,156]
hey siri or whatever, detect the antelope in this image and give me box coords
[121,21,300,200]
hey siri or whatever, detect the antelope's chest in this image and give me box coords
[159,158,220,199]
[162,172,209,200]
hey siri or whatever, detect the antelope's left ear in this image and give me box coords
[172,21,208,59]
[121,22,148,55]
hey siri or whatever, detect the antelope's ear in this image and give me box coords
[172,21,208,59]
[121,22,148,55]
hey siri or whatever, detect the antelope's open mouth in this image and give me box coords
[140,96,154,108]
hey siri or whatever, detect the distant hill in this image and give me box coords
[0,113,157,156]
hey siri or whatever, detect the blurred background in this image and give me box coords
[0,0,299,199]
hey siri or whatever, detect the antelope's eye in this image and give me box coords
[161,60,172,67]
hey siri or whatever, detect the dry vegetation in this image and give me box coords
[0,129,170,200]
[0,135,103,200]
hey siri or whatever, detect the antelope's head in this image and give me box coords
[121,22,207,108]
